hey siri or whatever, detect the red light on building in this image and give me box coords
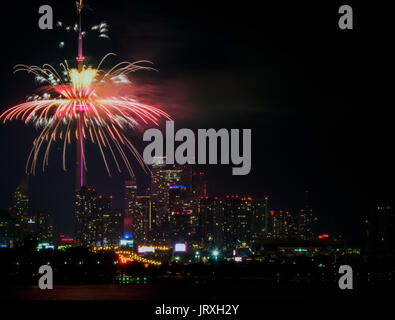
[110,195,113,199]
[98,195,102,199]
[318,234,329,239]
[270,210,275,216]
[61,238,74,242]
[60,235,65,238]
[264,196,268,201]
[247,197,252,201]
[300,209,304,212]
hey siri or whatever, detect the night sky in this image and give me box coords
[0,1,394,245]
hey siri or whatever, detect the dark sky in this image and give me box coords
[0,1,394,245]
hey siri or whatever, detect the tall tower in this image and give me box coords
[75,0,86,191]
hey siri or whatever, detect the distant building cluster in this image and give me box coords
[74,157,321,255]
[0,160,324,254]
[0,175,53,248]
[12,159,395,260]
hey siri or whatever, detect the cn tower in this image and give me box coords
[75,0,86,191]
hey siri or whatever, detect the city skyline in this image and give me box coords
[0,1,394,247]
[0,162,348,250]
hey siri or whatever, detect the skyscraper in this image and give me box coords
[298,190,316,240]
[123,179,137,238]
[96,195,123,247]
[75,187,97,247]
[197,196,223,250]
[37,212,54,243]
[271,210,299,240]
[169,185,197,245]
[150,156,182,244]
[251,197,269,241]
[222,196,253,250]
[133,195,153,245]
[10,175,35,246]
[192,171,208,198]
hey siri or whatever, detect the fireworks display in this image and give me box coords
[0,53,171,177]
[0,0,171,181]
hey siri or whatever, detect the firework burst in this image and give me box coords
[0,53,171,177]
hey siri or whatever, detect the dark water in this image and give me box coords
[2,279,387,300]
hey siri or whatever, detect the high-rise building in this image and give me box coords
[37,212,54,243]
[169,185,197,245]
[197,196,223,250]
[10,175,36,246]
[192,171,208,198]
[251,197,269,241]
[132,195,153,245]
[96,195,123,247]
[123,179,137,238]
[75,187,97,247]
[0,209,15,248]
[150,157,182,244]
[222,196,253,250]
[271,210,299,240]
[298,190,317,240]
[180,165,193,195]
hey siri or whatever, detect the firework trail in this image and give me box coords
[0,53,171,177]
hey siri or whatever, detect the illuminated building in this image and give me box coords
[149,156,182,245]
[0,209,15,248]
[75,186,97,247]
[123,179,137,238]
[271,210,298,240]
[192,171,208,197]
[10,175,30,245]
[96,195,123,247]
[251,197,269,241]
[37,212,54,243]
[197,196,223,250]
[297,191,317,240]
[222,196,253,250]
[169,185,197,245]
[2,175,53,248]
[133,195,154,245]
[180,165,193,195]
[197,196,270,251]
